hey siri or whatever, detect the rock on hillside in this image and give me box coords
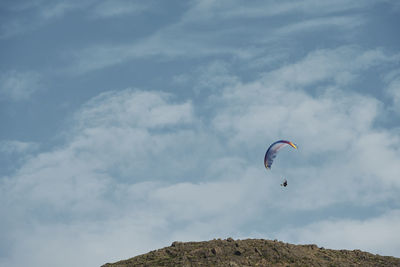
[102,238,400,267]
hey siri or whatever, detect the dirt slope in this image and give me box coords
[102,238,400,267]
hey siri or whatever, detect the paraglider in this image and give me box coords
[264,140,297,187]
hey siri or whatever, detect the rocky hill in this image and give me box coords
[102,238,400,266]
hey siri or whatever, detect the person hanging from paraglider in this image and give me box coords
[264,140,297,187]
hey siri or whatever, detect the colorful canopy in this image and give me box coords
[264,140,297,169]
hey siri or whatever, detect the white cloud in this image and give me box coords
[0,89,201,266]
[275,16,364,36]
[0,215,170,267]
[0,140,39,154]
[75,90,194,129]
[278,210,400,257]
[41,3,78,19]
[185,0,377,21]
[0,80,283,266]
[0,0,151,39]
[383,69,400,114]
[2,46,400,266]
[67,29,249,74]
[0,18,32,39]
[173,61,240,95]
[0,71,42,101]
[210,46,400,209]
[0,0,151,38]
[0,0,90,39]
[262,46,395,88]
[91,0,150,18]
[65,0,382,74]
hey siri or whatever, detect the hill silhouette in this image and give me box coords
[102,238,400,266]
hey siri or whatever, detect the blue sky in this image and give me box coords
[1,1,400,266]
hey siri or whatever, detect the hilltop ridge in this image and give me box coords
[102,238,400,266]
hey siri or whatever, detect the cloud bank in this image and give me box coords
[0,71,42,101]
[1,45,400,266]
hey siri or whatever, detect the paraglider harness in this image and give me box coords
[280,178,288,187]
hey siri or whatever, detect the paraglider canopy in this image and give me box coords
[264,140,297,170]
